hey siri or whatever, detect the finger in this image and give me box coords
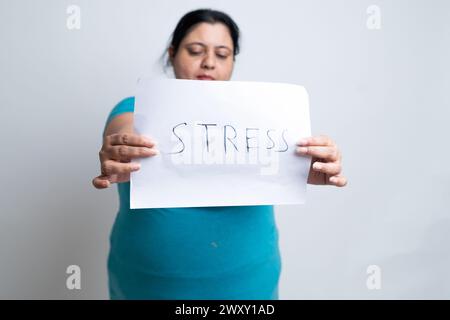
[296,146,339,161]
[107,133,156,147]
[99,149,108,164]
[101,160,141,176]
[328,175,348,187]
[312,161,342,176]
[92,175,111,189]
[296,135,334,147]
[108,145,159,161]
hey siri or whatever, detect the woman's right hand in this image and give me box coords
[92,133,159,189]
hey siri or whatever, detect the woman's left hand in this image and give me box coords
[296,135,348,187]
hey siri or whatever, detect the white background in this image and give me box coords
[0,0,449,299]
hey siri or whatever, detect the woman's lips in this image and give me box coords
[196,75,215,80]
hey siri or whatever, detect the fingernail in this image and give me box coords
[297,147,308,154]
[153,149,160,155]
[131,163,141,170]
[329,177,337,183]
[313,162,322,170]
[297,139,308,146]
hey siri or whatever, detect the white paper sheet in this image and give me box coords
[130,78,311,209]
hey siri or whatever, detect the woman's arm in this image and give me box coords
[103,112,134,138]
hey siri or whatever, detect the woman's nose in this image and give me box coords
[201,53,215,70]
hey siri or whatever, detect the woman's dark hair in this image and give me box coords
[165,9,240,67]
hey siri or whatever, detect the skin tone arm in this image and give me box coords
[91,113,159,189]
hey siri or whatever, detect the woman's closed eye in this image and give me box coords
[216,48,231,59]
[216,52,229,59]
[188,49,203,56]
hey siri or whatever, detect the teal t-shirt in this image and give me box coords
[105,97,281,299]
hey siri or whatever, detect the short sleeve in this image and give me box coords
[102,97,135,137]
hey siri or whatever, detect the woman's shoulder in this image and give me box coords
[114,96,135,112]
[104,97,135,128]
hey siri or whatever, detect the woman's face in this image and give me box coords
[169,22,235,81]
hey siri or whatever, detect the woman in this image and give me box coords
[92,9,347,300]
